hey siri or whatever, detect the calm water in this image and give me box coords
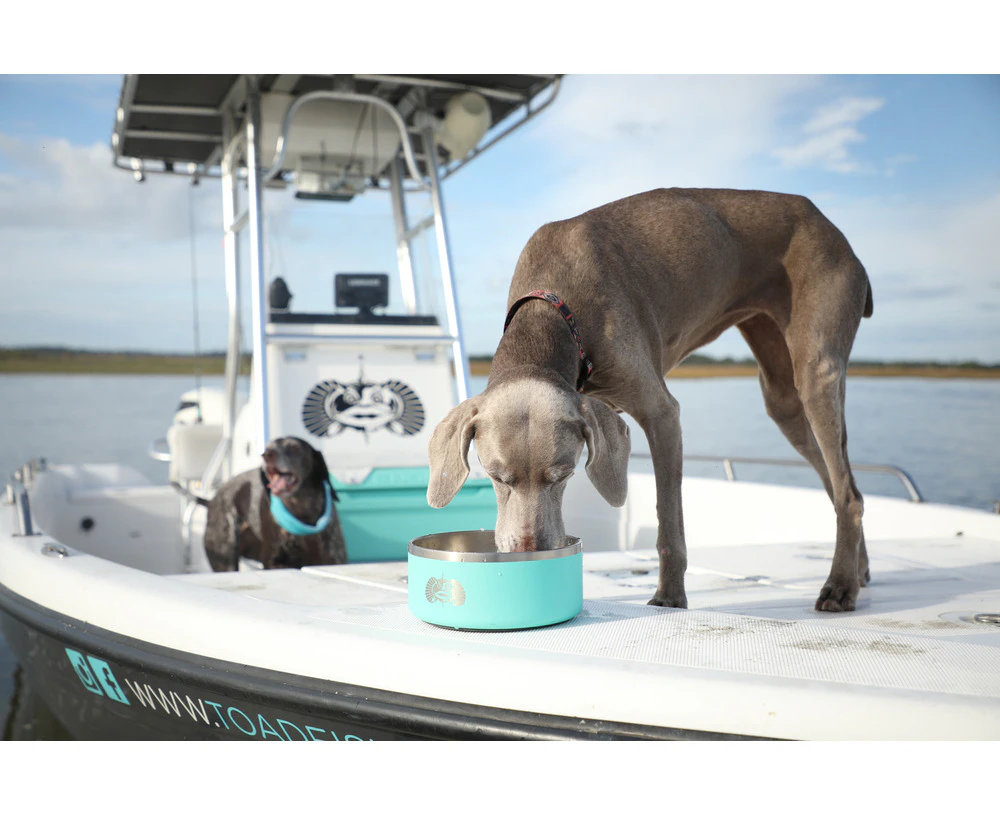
[2,373,999,737]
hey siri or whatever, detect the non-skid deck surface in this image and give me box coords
[174,535,1000,700]
[309,600,1000,699]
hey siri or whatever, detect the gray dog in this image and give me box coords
[175,436,347,571]
[427,188,873,613]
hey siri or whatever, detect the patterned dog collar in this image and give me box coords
[503,290,594,392]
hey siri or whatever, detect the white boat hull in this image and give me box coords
[4,467,1000,740]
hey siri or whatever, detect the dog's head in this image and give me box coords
[427,378,630,552]
[261,437,330,498]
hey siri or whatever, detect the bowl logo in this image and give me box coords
[425,577,466,606]
[302,363,425,441]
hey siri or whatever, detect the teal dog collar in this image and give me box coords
[269,481,334,536]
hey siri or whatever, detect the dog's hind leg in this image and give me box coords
[794,357,866,611]
[738,314,870,587]
[784,261,870,612]
[204,508,240,572]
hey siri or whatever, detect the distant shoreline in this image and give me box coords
[472,361,1000,380]
[2,348,998,379]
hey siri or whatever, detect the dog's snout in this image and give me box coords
[511,534,537,553]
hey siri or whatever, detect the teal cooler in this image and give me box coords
[331,467,496,562]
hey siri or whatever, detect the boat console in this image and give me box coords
[106,76,562,566]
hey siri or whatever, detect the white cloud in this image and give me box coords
[822,189,1000,290]
[0,133,229,350]
[527,75,822,217]
[772,96,884,173]
[773,126,868,172]
[802,97,884,133]
[791,189,1000,361]
[0,134,219,241]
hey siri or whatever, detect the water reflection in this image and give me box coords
[3,665,73,740]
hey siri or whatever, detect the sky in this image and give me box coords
[1,22,999,365]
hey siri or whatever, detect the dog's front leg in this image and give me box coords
[637,392,688,609]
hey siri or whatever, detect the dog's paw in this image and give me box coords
[647,592,688,609]
[814,582,858,612]
[858,566,871,587]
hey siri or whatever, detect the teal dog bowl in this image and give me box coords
[408,531,582,631]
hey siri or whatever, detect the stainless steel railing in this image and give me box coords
[629,453,926,503]
[5,470,38,536]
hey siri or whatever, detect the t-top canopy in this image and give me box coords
[111,74,562,183]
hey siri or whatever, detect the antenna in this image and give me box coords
[188,181,204,423]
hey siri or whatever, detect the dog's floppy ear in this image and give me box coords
[427,395,482,508]
[307,442,337,501]
[578,395,630,507]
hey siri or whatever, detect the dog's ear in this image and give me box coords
[578,395,630,507]
[308,443,336,499]
[427,395,482,508]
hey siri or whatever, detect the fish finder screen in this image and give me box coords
[335,273,389,313]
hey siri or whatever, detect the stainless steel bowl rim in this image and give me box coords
[408,536,581,563]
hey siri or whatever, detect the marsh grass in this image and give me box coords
[0,348,250,376]
[2,348,996,379]
[471,358,1000,380]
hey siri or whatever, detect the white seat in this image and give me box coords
[167,423,224,485]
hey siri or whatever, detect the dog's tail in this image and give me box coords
[170,481,210,507]
[863,279,874,318]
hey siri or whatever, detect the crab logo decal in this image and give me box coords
[302,363,425,440]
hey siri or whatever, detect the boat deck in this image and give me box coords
[6,473,1000,739]
[174,534,1000,645]
[166,534,1000,738]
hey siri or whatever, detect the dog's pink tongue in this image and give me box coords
[269,472,295,496]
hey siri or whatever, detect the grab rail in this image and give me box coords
[265,331,457,346]
[631,453,925,503]
[261,90,430,190]
[5,473,37,536]
[148,438,172,462]
[15,486,35,535]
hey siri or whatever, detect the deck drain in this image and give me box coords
[973,613,1000,626]
[41,543,68,558]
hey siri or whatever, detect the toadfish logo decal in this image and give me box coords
[425,577,466,606]
[301,360,425,441]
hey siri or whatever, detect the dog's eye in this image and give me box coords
[488,471,516,487]
[545,466,574,484]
